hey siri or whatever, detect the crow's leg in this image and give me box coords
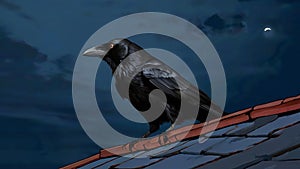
[142,122,160,138]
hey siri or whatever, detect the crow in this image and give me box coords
[83,39,223,138]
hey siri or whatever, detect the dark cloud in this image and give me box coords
[0,0,20,11]
[201,13,247,35]
[204,14,226,30]
[18,12,34,21]
[0,0,34,21]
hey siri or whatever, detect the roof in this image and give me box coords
[61,94,300,169]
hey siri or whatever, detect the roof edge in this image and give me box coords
[61,94,300,169]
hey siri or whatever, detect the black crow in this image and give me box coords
[83,39,223,138]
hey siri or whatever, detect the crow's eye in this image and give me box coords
[109,44,114,48]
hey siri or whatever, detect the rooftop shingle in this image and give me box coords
[61,94,300,169]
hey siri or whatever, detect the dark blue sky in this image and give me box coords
[0,0,299,168]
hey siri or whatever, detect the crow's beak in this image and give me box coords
[83,45,108,58]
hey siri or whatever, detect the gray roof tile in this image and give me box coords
[247,161,300,169]
[150,141,196,158]
[248,113,300,136]
[228,115,278,136]
[205,125,236,137]
[204,137,265,155]
[197,121,300,169]
[116,157,161,168]
[225,122,254,135]
[146,154,218,169]
[181,138,225,154]
[91,151,144,169]
[273,147,300,161]
[78,157,116,169]
[93,157,132,169]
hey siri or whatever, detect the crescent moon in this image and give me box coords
[264,27,271,32]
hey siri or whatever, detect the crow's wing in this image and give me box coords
[142,67,212,111]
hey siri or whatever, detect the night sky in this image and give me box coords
[0,0,299,168]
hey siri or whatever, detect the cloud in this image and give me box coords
[0,0,34,21]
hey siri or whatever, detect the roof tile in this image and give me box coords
[204,137,266,155]
[251,99,300,119]
[199,122,300,169]
[60,154,100,169]
[283,94,300,103]
[132,140,147,151]
[144,140,161,150]
[78,157,116,169]
[180,137,225,154]
[229,115,278,136]
[167,125,198,139]
[140,142,179,157]
[96,151,145,169]
[115,157,161,168]
[145,154,218,169]
[249,113,300,136]
[151,141,196,158]
[221,107,252,119]
[226,122,254,135]
[61,95,300,169]
[92,157,130,169]
[207,125,236,137]
[247,161,300,169]
[100,145,128,158]
[174,110,251,141]
[273,147,300,161]
[216,111,250,128]
[254,100,283,110]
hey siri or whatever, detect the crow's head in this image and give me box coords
[83,39,141,71]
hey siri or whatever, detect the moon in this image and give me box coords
[264,27,272,32]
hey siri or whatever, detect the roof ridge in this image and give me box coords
[61,94,300,169]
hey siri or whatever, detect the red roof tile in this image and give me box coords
[283,94,300,103]
[250,98,300,119]
[60,154,100,169]
[253,99,283,110]
[61,94,300,169]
